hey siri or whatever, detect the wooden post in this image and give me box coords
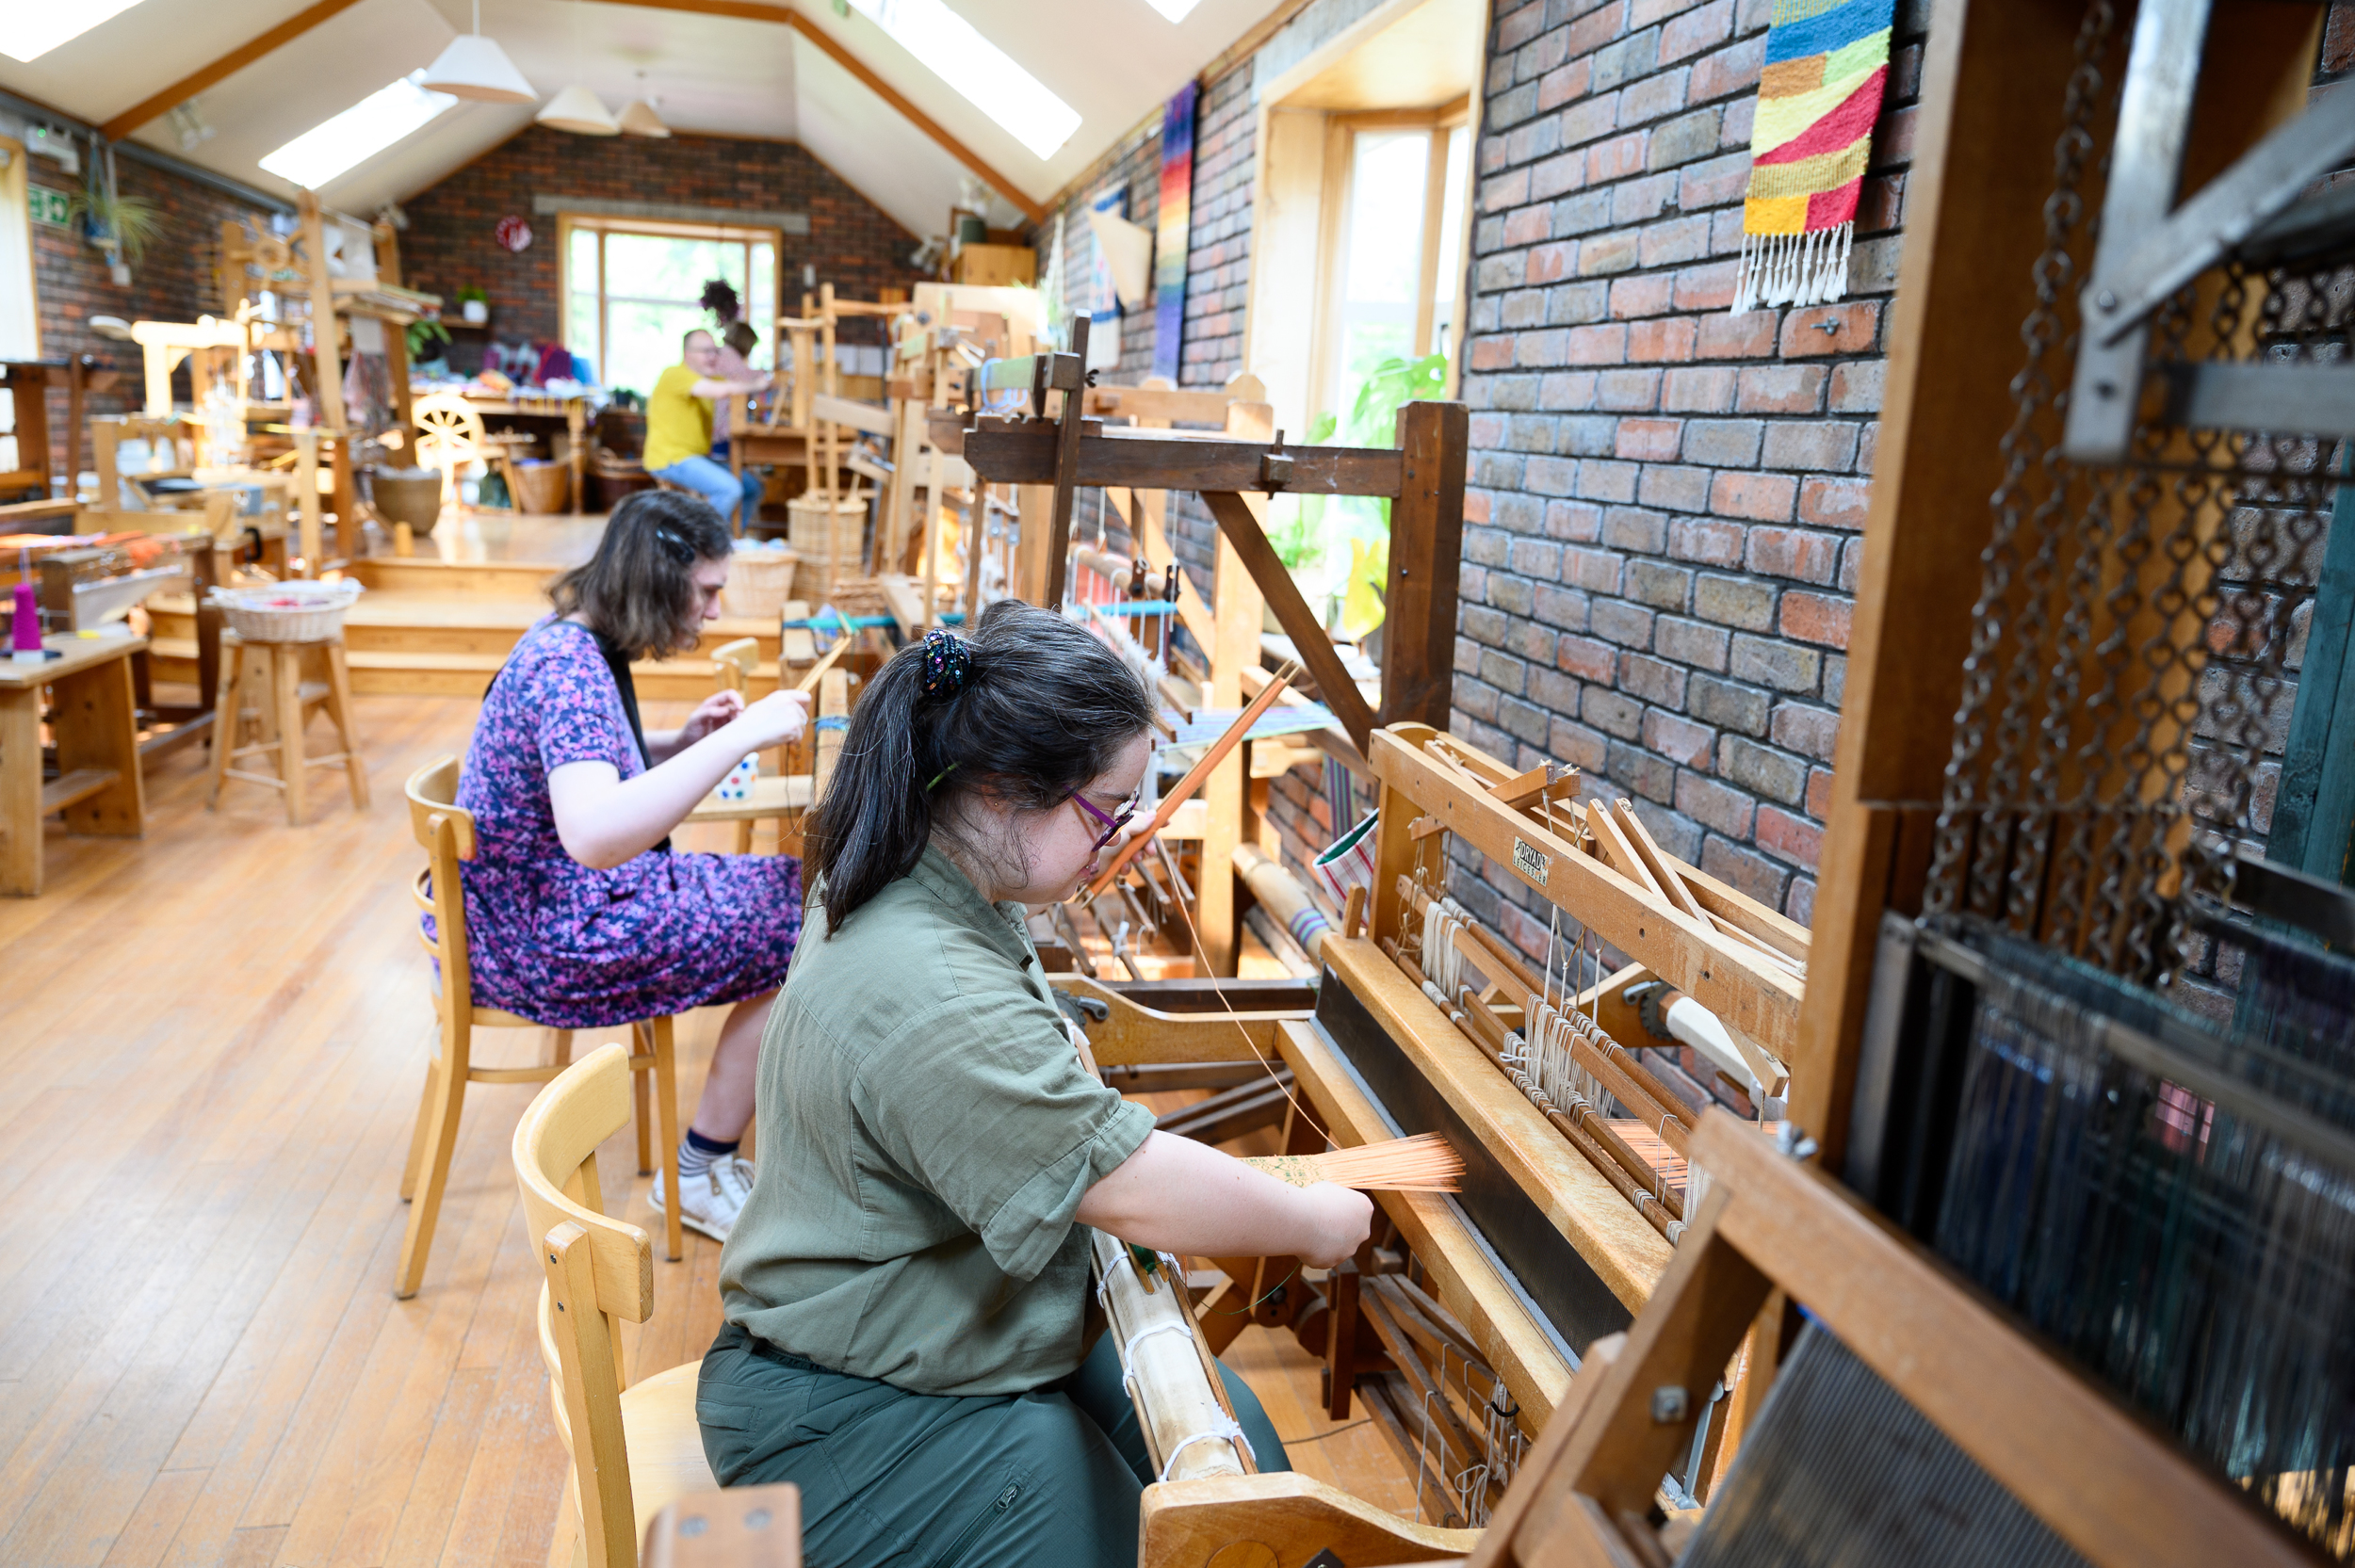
[1202,504,1265,977]
[1014,484,1051,606]
[1041,314,1089,609]
[294,428,322,573]
[1374,399,1466,733]
[296,190,347,438]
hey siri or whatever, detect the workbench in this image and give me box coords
[0,633,149,896]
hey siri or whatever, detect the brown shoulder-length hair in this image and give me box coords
[547,490,732,660]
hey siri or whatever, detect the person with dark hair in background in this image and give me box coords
[695,603,1373,1567]
[448,490,809,1240]
[646,328,771,535]
[698,278,766,463]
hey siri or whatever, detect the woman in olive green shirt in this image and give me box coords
[703,604,1372,1567]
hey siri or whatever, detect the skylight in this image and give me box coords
[0,0,146,62]
[1144,0,1205,19]
[843,0,1080,160]
[259,72,457,190]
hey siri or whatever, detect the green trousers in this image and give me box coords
[697,1321,1290,1568]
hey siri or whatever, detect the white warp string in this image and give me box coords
[1114,1319,1257,1481]
[1156,1413,1255,1483]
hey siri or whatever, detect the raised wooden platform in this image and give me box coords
[147,548,786,702]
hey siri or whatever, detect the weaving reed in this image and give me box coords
[1920,916,2355,1558]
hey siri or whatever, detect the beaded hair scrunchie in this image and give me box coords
[918,627,973,700]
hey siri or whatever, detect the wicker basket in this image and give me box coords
[512,459,570,514]
[212,581,364,643]
[723,547,800,620]
[788,494,868,602]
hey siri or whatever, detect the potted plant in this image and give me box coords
[70,185,162,287]
[456,286,489,325]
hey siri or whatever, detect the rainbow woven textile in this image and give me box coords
[1733,0,1893,313]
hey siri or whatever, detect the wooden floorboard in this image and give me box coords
[0,689,1422,1566]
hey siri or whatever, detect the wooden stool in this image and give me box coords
[206,628,369,825]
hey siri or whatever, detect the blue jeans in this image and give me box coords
[656,454,764,534]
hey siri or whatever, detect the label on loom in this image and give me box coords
[717,753,759,801]
[1512,837,1551,885]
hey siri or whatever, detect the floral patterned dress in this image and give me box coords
[447,616,803,1026]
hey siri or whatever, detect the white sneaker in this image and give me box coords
[650,1155,754,1244]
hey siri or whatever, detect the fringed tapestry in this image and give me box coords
[1733,0,1894,313]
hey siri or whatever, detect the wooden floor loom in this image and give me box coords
[1049,715,1812,1566]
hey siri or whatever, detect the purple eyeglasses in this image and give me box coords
[1067,789,1138,852]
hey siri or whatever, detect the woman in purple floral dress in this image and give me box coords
[453,491,809,1240]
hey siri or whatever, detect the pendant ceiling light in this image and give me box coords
[617,99,670,137]
[537,1,619,135]
[538,83,619,134]
[420,0,535,104]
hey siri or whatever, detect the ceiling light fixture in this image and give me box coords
[538,1,620,135]
[0,0,145,63]
[1143,0,1205,19]
[538,84,619,135]
[420,0,537,104]
[617,99,671,137]
[841,0,1080,159]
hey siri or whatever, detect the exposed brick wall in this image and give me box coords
[399,127,929,362]
[1033,60,1258,587]
[27,158,273,482]
[1445,0,1931,938]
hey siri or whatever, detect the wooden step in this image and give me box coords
[348,557,566,598]
[346,649,781,701]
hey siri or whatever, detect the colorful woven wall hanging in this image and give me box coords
[1733,0,1894,313]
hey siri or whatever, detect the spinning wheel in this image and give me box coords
[412,393,517,514]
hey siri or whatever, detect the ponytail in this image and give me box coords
[804,600,1156,930]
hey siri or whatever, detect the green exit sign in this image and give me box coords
[29,187,70,228]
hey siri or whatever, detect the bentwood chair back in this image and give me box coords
[398,754,684,1298]
[515,1044,716,1568]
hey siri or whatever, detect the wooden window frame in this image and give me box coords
[555,213,783,392]
[1307,96,1474,433]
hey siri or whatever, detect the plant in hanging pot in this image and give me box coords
[70,187,163,286]
[456,286,489,325]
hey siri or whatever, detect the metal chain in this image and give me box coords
[1926,0,2119,918]
[1928,0,2340,986]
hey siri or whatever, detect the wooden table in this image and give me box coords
[0,633,148,896]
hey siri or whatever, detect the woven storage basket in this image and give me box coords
[512,459,569,514]
[788,495,867,602]
[723,547,800,620]
[212,581,363,643]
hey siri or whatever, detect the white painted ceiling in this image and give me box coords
[0,0,1288,238]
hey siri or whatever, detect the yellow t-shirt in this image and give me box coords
[642,364,712,472]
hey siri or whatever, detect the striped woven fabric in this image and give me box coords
[1734,0,1894,313]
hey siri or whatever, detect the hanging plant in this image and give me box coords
[69,187,163,265]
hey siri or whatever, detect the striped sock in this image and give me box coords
[678,1128,739,1179]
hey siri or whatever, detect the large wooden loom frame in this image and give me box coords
[956,373,1813,1560]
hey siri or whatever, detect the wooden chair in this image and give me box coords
[516,1043,717,1568]
[683,637,811,853]
[400,754,684,1298]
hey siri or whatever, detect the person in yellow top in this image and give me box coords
[644,328,774,535]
